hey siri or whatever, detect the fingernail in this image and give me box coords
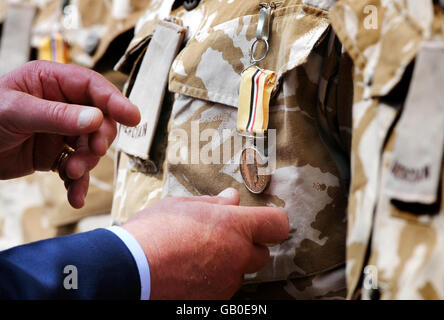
[78,109,100,129]
[218,188,237,198]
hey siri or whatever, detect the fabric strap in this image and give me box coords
[386,42,444,205]
[237,67,276,134]
[0,4,36,75]
[117,20,186,160]
[38,33,69,63]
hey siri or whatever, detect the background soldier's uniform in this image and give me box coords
[330,0,444,299]
[26,0,151,240]
[0,0,6,24]
[112,0,353,299]
[0,0,151,247]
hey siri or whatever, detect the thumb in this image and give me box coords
[7,91,104,135]
[216,188,240,205]
[186,188,241,205]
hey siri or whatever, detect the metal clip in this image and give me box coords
[249,2,283,66]
[259,1,284,10]
[257,6,271,41]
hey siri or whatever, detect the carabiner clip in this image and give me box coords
[257,6,271,42]
[249,2,283,65]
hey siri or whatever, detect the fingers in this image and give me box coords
[60,134,99,209]
[4,91,104,136]
[234,206,290,245]
[243,245,270,274]
[65,135,100,180]
[67,172,90,209]
[217,188,241,205]
[189,188,240,205]
[89,117,117,156]
[7,61,141,127]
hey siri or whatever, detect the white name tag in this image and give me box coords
[117,20,186,160]
[386,42,444,205]
[0,4,36,75]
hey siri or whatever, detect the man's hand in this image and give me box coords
[0,61,140,209]
[123,188,290,300]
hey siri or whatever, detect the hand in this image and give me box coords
[123,188,290,300]
[0,61,140,208]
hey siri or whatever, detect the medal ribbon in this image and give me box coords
[38,33,69,64]
[237,67,276,134]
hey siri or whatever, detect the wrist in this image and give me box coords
[122,221,163,299]
[108,226,152,300]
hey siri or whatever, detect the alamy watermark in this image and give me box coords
[364,5,378,30]
[363,265,379,291]
[63,265,78,290]
[167,122,277,175]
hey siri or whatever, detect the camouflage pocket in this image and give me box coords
[112,1,348,289]
[161,3,347,285]
[169,1,331,108]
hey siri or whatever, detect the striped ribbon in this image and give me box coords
[237,66,276,134]
[38,33,69,64]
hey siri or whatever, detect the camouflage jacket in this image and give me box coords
[0,0,6,25]
[32,0,151,68]
[330,0,444,299]
[0,1,150,244]
[26,0,150,231]
[112,0,353,299]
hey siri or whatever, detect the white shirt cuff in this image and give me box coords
[107,226,150,300]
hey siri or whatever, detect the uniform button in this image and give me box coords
[184,0,200,11]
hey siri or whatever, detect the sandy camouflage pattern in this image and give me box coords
[0,0,6,24]
[0,0,145,246]
[26,0,151,234]
[330,0,444,299]
[32,0,151,67]
[113,0,353,299]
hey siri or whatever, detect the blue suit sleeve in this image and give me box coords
[0,228,141,300]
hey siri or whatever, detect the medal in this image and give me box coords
[38,2,70,64]
[240,143,272,194]
[237,2,281,194]
[38,33,70,63]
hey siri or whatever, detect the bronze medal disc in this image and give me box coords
[240,147,271,194]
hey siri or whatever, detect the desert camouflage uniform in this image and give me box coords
[28,0,152,239]
[0,0,6,25]
[330,0,444,299]
[112,0,353,299]
[0,0,151,246]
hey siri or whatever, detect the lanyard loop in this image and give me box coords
[249,2,283,66]
[250,38,270,65]
[257,5,271,41]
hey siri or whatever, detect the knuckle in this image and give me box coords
[22,60,41,72]
[22,60,48,77]
[48,102,71,123]
[0,89,23,117]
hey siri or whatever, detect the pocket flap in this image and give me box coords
[169,2,330,107]
[330,0,431,99]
